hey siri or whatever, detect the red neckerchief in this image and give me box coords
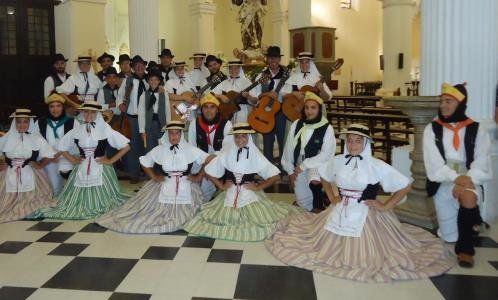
[198,116,220,145]
[435,118,474,151]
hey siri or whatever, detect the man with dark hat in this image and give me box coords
[96,52,115,82]
[56,55,102,103]
[254,45,289,163]
[117,54,132,79]
[44,53,71,101]
[205,55,227,91]
[423,82,492,268]
[138,69,169,152]
[117,55,149,183]
[158,48,177,82]
[97,66,121,118]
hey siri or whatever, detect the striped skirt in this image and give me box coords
[38,165,129,220]
[265,206,456,282]
[0,169,55,223]
[184,190,302,242]
[96,180,204,234]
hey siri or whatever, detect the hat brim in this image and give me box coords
[9,114,36,118]
[229,129,256,135]
[162,126,184,131]
[339,131,373,142]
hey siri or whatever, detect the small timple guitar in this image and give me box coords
[248,68,291,134]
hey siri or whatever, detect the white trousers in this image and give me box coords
[294,168,321,212]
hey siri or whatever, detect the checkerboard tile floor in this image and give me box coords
[1,184,497,300]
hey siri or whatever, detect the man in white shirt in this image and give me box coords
[43,53,70,101]
[116,55,149,183]
[158,48,177,82]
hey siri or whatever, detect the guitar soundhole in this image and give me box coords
[264,106,272,112]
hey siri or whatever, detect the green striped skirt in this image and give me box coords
[37,164,129,220]
[184,190,302,242]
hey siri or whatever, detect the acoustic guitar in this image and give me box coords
[247,68,290,134]
[218,73,271,120]
[171,73,223,121]
[281,58,344,122]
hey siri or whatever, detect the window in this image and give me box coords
[0,6,17,55]
[27,7,50,55]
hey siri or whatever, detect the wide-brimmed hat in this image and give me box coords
[9,108,36,118]
[338,124,373,142]
[131,55,147,67]
[102,66,118,77]
[189,52,207,59]
[147,69,164,82]
[204,55,222,67]
[77,101,104,112]
[229,122,256,134]
[173,61,187,68]
[265,46,283,57]
[296,51,314,60]
[158,48,174,58]
[73,56,92,63]
[97,52,115,64]
[227,59,244,66]
[117,54,131,64]
[162,121,185,131]
[52,53,68,64]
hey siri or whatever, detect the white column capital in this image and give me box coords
[189,0,216,16]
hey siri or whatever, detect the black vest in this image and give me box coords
[50,72,70,88]
[426,121,479,196]
[224,170,257,184]
[260,67,284,93]
[38,117,75,140]
[292,120,329,167]
[4,150,39,168]
[74,139,109,158]
[207,72,227,89]
[195,118,228,153]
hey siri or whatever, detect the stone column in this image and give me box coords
[271,0,290,62]
[128,0,159,62]
[382,0,416,95]
[189,0,217,54]
[420,0,498,222]
[384,96,440,228]
[54,0,107,74]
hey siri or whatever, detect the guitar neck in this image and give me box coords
[274,69,288,94]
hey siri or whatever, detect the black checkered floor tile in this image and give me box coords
[1,193,498,300]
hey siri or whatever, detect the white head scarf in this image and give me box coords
[0,118,38,154]
[292,58,321,78]
[218,134,268,174]
[155,128,207,168]
[73,111,109,141]
[333,135,379,191]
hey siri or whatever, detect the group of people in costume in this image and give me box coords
[0,45,492,282]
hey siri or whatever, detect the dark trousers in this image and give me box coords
[125,115,145,179]
[145,119,162,152]
[263,110,286,162]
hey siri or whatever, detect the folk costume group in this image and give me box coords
[0,45,492,283]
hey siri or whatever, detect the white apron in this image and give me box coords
[324,189,369,238]
[224,172,258,208]
[158,172,192,205]
[5,158,35,193]
[75,148,103,187]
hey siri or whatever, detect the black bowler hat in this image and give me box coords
[204,54,222,67]
[131,55,147,67]
[102,66,118,77]
[97,52,115,64]
[159,48,174,58]
[117,54,131,64]
[52,53,68,64]
[146,61,159,72]
[265,46,283,57]
[147,69,164,82]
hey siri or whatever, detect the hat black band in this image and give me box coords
[348,127,370,136]
[77,56,92,60]
[82,103,102,110]
[233,125,253,131]
[166,123,185,129]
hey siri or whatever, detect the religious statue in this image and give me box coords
[232,0,267,50]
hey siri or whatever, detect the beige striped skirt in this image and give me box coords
[265,206,456,282]
[0,168,55,223]
[96,180,204,234]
